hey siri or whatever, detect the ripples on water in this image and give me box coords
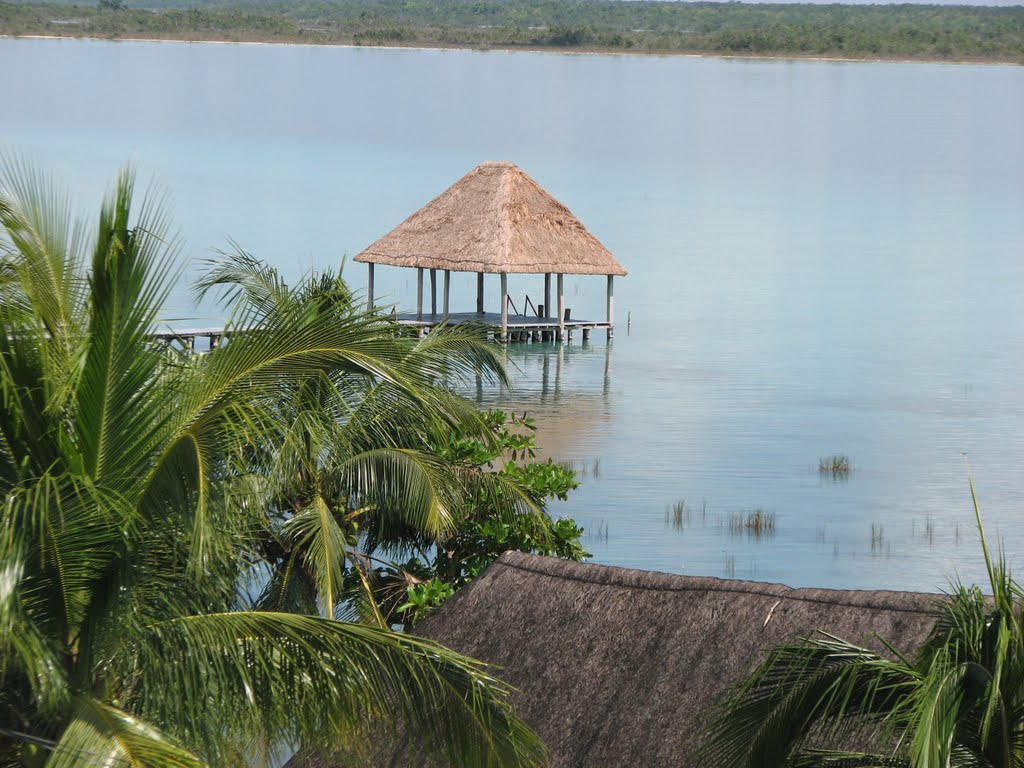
[478,336,1024,593]
[1,38,1022,592]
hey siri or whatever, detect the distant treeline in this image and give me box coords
[2,0,1023,62]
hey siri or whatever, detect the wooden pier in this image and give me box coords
[146,309,607,352]
[147,327,229,352]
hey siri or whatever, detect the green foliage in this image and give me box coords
[502,458,578,503]
[441,514,585,586]
[0,160,547,766]
[398,578,457,627]
[379,410,587,628]
[1,0,1022,62]
[702,478,1024,768]
[196,257,588,636]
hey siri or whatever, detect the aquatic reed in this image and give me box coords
[728,509,776,537]
[666,499,691,529]
[819,453,852,477]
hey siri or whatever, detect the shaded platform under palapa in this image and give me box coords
[392,310,610,342]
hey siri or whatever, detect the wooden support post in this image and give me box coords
[210,334,221,350]
[583,328,591,343]
[603,339,612,397]
[555,343,564,395]
[429,268,437,317]
[606,274,615,340]
[476,273,484,314]
[366,263,375,311]
[416,267,423,321]
[500,273,508,343]
[544,273,552,318]
[443,270,450,318]
[556,273,565,342]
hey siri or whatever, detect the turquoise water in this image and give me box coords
[2,38,1023,591]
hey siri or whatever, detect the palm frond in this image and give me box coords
[75,167,179,486]
[0,535,69,722]
[1,472,132,647]
[44,697,203,768]
[281,494,349,617]
[339,447,459,544]
[792,749,910,767]
[908,659,968,768]
[0,153,88,347]
[0,326,59,489]
[252,550,319,616]
[702,633,917,768]
[401,322,510,391]
[194,248,291,322]
[132,611,547,767]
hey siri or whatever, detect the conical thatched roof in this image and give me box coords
[291,553,942,767]
[354,162,627,276]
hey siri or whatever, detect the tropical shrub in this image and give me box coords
[195,257,588,632]
[382,410,587,628]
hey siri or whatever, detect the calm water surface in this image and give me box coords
[2,38,1023,592]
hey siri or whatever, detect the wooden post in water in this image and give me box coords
[541,353,550,401]
[544,273,551,318]
[555,342,564,395]
[416,268,424,321]
[500,273,509,343]
[606,274,615,340]
[476,273,484,314]
[366,263,375,311]
[443,270,450,318]
[556,273,565,342]
[429,268,437,317]
[603,340,612,397]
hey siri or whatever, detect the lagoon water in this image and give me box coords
[2,37,1023,593]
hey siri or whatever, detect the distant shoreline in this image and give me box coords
[3,32,1020,66]
[3,0,1021,65]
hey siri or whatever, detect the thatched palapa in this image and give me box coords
[356,161,626,276]
[294,552,941,767]
[355,162,627,341]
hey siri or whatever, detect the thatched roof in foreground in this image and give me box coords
[291,552,942,768]
[397,553,942,766]
[354,162,628,276]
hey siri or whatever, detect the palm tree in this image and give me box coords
[0,160,546,767]
[702,480,1024,768]
[195,253,549,625]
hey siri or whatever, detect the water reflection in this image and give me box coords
[4,38,1022,594]
[463,331,1021,596]
[467,341,614,463]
